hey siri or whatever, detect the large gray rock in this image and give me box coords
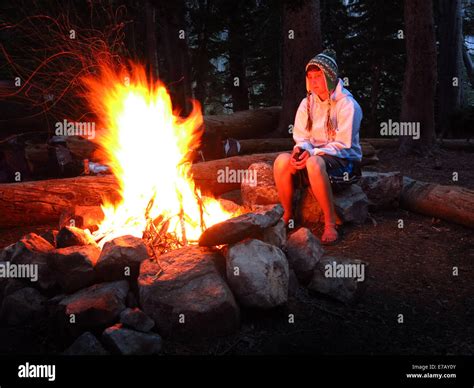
[57,280,129,336]
[225,239,289,309]
[333,185,369,224]
[56,226,98,249]
[2,279,28,300]
[300,185,368,225]
[308,256,367,303]
[258,219,286,249]
[7,233,56,290]
[138,246,240,337]
[0,287,47,325]
[40,230,58,248]
[286,227,324,284]
[359,171,402,210]
[48,245,100,293]
[199,204,283,246]
[241,162,279,207]
[119,307,155,332]
[102,324,162,355]
[0,243,16,262]
[95,235,148,282]
[63,332,109,355]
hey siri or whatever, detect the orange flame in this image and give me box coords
[82,63,233,246]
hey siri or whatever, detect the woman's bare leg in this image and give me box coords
[273,153,296,223]
[305,155,338,243]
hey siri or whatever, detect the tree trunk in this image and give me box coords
[228,1,250,111]
[462,43,474,88]
[401,176,474,228]
[156,0,192,115]
[276,0,322,136]
[145,0,159,79]
[203,106,281,139]
[368,62,381,137]
[399,0,437,155]
[437,0,462,138]
[193,0,212,105]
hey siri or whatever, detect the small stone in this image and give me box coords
[0,287,47,325]
[8,233,56,290]
[56,226,98,249]
[286,227,324,284]
[102,324,162,355]
[258,219,286,249]
[120,307,155,332]
[40,230,59,248]
[63,332,109,355]
[59,205,105,231]
[308,256,367,303]
[57,280,129,336]
[95,235,148,282]
[48,245,100,293]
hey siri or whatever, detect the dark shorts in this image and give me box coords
[295,154,361,193]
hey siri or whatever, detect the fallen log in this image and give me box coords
[3,155,473,229]
[203,106,281,139]
[238,138,378,157]
[401,177,474,228]
[0,175,120,229]
[362,138,474,152]
[0,153,281,228]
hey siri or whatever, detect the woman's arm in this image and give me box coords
[312,98,362,158]
[292,98,314,152]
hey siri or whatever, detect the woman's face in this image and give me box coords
[307,67,328,97]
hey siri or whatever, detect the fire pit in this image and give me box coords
[0,63,367,355]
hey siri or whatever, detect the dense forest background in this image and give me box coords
[0,0,473,151]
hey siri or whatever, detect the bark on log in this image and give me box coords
[203,107,281,139]
[362,138,474,152]
[401,176,474,228]
[0,153,280,228]
[0,175,120,229]
[4,152,473,229]
[238,138,378,157]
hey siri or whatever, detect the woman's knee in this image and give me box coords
[274,153,292,172]
[306,155,326,175]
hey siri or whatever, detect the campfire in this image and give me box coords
[82,64,238,252]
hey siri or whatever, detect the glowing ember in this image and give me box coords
[82,63,235,247]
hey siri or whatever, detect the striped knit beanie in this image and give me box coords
[305,49,338,92]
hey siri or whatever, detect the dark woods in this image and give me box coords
[0,0,473,152]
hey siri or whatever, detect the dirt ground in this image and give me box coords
[0,147,473,355]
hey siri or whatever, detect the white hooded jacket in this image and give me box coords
[292,78,363,161]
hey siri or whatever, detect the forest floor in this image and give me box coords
[0,147,473,355]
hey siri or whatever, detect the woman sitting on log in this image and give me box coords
[273,49,363,245]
